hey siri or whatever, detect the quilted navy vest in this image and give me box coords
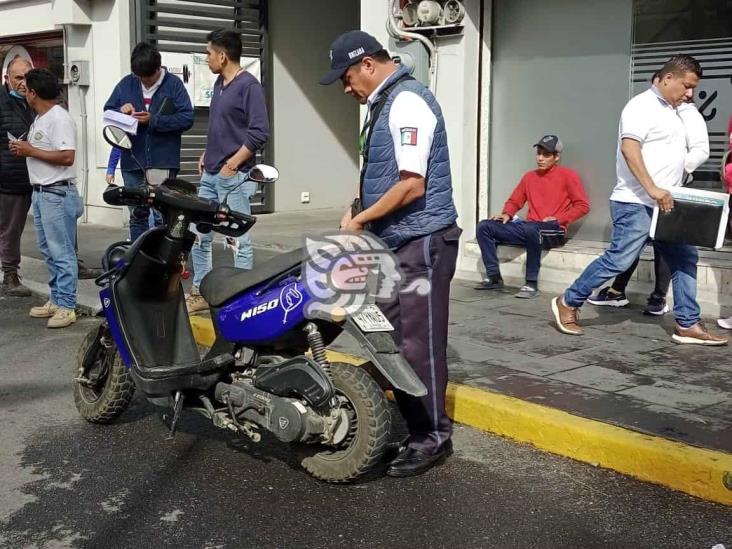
[361,66,457,249]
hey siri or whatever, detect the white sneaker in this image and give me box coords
[30,300,59,318]
[47,308,76,329]
[717,316,732,330]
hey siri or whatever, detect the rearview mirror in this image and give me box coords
[249,164,279,184]
[102,125,133,151]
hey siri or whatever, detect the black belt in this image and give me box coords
[33,181,72,192]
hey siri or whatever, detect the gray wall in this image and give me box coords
[269,0,360,212]
[489,0,633,241]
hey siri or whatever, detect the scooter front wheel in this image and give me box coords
[300,362,391,483]
[72,324,134,424]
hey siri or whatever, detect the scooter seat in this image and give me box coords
[200,248,304,307]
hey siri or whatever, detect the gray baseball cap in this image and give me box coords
[533,134,563,153]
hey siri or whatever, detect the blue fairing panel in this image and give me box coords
[215,277,311,344]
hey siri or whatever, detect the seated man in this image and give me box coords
[474,135,590,298]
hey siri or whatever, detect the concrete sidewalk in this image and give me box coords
[10,209,732,505]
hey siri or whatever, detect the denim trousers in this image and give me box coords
[475,218,564,283]
[564,200,700,327]
[191,170,257,289]
[32,184,84,309]
[122,169,166,242]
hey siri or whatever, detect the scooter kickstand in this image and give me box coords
[165,391,185,440]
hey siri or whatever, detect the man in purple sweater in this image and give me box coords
[187,29,270,313]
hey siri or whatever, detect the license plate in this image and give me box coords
[351,305,394,332]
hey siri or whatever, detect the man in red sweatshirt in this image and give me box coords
[475,135,590,298]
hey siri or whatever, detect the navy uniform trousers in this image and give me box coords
[379,224,462,455]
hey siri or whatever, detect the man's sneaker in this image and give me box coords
[474,277,504,290]
[551,296,584,336]
[1,271,31,297]
[186,292,208,314]
[672,322,728,346]
[587,287,629,307]
[643,295,669,316]
[47,308,76,329]
[30,300,59,318]
[717,316,732,330]
[515,285,540,299]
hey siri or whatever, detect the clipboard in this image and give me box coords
[650,187,730,249]
[155,96,175,116]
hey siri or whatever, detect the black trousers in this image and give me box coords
[0,192,31,275]
[379,224,462,455]
[611,241,671,299]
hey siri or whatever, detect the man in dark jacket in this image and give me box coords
[104,42,194,241]
[0,57,34,296]
[322,31,462,477]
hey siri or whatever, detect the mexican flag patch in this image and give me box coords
[400,127,418,146]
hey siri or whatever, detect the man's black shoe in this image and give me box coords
[474,277,504,290]
[386,440,452,478]
[382,436,409,463]
[77,261,103,280]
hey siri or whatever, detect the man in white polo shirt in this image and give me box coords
[551,54,727,345]
[9,68,83,328]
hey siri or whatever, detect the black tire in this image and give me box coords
[301,362,391,483]
[72,324,135,424]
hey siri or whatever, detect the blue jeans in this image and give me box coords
[191,170,256,289]
[475,218,564,283]
[564,201,700,327]
[122,170,166,242]
[32,184,84,310]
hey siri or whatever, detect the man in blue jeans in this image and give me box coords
[551,54,727,346]
[186,29,269,313]
[9,69,84,328]
[104,42,194,242]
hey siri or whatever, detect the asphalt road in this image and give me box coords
[1,296,731,549]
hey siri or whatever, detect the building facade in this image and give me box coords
[1,0,731,309]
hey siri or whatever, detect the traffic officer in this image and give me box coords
[321,31,462,477]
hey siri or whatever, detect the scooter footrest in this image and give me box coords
[136,353,234,380]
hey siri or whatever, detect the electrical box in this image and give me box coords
[389,38,430,88]
[68,60,90,86]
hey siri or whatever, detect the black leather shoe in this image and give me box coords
[386,440,453,478]
[382,436,409,463]
[77,262,103,280]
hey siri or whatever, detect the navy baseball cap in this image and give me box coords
[533,134,563,153]
[320,30,384,85]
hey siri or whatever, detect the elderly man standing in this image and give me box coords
[552,54,727,346]
[0,57,34,297]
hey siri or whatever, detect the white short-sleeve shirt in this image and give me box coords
[27,105,77,186]
[610,87,686,207]
[366,80,437,179]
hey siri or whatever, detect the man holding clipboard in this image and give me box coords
[552,55,727,346]
[104,42,194,242]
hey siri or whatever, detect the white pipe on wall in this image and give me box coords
[386,0,438,91]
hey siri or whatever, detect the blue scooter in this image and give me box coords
[72,126,426,482]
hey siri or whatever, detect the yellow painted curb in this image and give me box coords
[189,316,732,506]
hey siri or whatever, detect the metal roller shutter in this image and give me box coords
[133,0,272,212]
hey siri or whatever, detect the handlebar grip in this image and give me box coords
[213,209,257,238]
[103,185,149,207]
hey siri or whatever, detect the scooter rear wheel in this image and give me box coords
[72,324,134,424]
[300,362,391,483]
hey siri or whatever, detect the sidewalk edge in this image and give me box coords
[189,316,732,506]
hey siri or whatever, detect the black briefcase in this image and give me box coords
[650,188,729,249]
